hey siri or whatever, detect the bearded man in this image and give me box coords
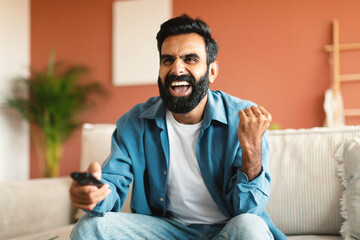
[70,14,286,240]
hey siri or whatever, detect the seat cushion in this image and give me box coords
[8,224,75,240]
[287,236,341,240]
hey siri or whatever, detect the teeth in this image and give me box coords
[171,81,190,87]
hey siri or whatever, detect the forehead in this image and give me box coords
[161,33,206,57]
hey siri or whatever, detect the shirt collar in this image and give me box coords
[139,96,165,120]
[202,90,228,128]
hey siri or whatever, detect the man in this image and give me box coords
[70,14,286,240]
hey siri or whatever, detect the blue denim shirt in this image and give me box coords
[92,90,286,240]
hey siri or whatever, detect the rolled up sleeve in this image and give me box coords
[230,132,271,216]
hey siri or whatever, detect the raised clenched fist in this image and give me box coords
[238,105,272,180]
[238,105,272,148]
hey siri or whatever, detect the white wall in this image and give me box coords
[0,0,30,181]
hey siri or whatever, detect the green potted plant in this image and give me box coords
[7,52,106,177]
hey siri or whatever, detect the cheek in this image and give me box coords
[190,66,208,81]
[159,66,168,81]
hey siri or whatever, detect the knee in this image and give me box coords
[220,214,273,240]
[71,212,136,240]
[70,214,107,240]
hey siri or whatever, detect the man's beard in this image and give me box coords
[157,69,209,114]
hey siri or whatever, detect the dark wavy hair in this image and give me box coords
[156,14,218,65]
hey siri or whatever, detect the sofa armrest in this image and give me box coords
[0,177,75,239]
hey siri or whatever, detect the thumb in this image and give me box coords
[88,162,102,180]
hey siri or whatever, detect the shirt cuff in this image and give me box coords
[83,208,105,217]
[237,167,267,194]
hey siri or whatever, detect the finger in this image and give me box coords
[88,162,102,180]
[71,202,96,211]
[71,191,97,204]
[244,107,253,117]
[258,105,268,116]
[258,106,272,122]
[71,190,108,205]
[70,182,98,195]
[90,188,111,204]
[250,105,261,117]
[70,194,93,205]
[88,184,111,202]
[69,182,99,201]
[71,184,110,205]
[238,110,246,119]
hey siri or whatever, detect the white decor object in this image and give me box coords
[324,88,345,127]
[112,0,172,86]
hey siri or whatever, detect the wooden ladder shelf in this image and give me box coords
[325,19,360,123]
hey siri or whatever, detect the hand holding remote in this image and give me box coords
[69,162,111,211]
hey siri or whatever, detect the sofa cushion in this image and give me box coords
[8,224,75,240]
[0,177,74,239]
[287,236,341,240]
[335,137,360,240]
[267,126,360,235]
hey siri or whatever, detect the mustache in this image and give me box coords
[165,74,196,88]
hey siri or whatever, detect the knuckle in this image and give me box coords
[85,192,93,199]
[83,187,95,194]
[69,186,78,194]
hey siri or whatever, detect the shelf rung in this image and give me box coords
[340,74,360,82]
[325,42,360,52]
[344,109,360,117]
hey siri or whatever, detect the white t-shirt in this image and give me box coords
[165,110,228,225]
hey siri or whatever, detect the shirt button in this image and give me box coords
[163,170,167,175]
[159,198,164,202]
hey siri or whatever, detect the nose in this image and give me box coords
[170,58,185,76]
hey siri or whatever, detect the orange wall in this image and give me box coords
[30,0,360,178]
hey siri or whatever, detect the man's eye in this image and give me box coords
[185,57,197,63]
[162,58,173,64]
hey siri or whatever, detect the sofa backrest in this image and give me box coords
[267,126,360,235]
[81,123,360,235]
[80,123,132,213]
[80,123,116,172]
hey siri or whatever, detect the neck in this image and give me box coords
[171,94,208,124]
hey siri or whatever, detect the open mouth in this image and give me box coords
[170,80,192,97]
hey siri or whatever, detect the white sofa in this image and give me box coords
[1,123,360,240]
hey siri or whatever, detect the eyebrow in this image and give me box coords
[182,53,200,59]
[160,54,174,61]
[160,53,201,61]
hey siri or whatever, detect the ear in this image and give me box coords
[208,61,219,84]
